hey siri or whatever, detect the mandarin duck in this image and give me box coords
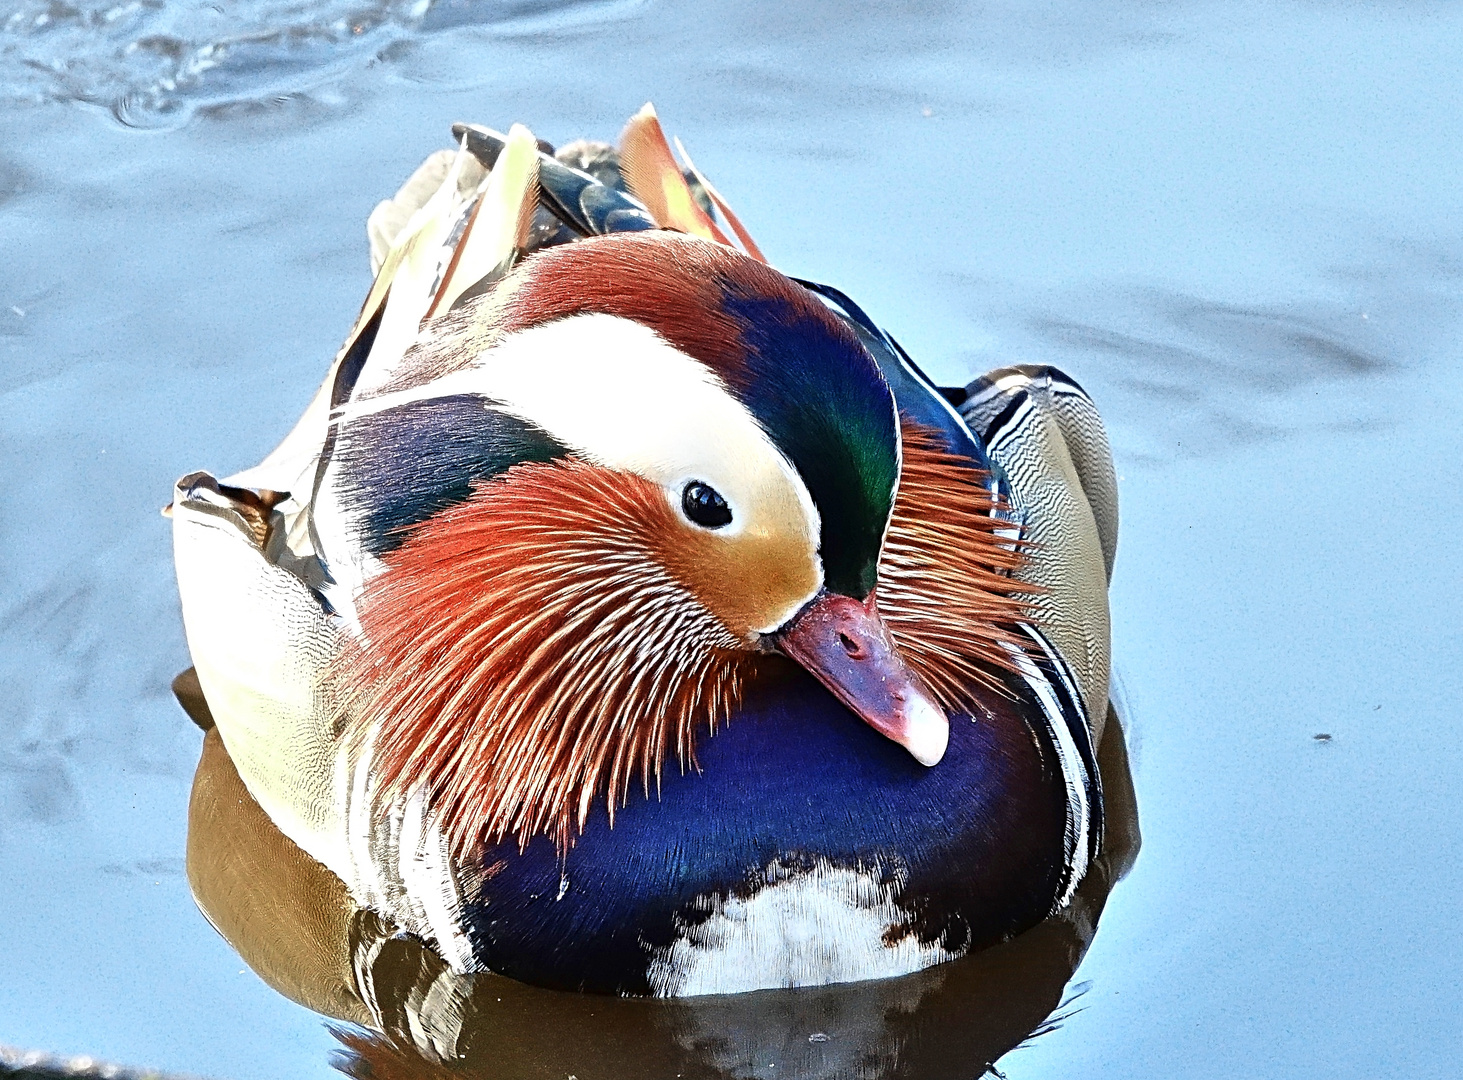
[170,106,1119,997]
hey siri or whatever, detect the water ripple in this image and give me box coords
[1,0,642,128]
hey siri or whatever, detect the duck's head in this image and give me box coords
[339,231,1017,854]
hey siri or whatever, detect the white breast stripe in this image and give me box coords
[399,790,476,972]
[1002,628,1092,910]
[1021,621,1103,858]
[341,732,479,972]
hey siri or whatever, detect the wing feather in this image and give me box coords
[427,124,541,319]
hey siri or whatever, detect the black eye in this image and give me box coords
[681,481,732,529]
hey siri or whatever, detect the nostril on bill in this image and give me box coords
[838,631,860,657]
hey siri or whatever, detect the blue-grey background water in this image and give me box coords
[2,2,1460,1077]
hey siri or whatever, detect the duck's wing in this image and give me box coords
[954,365,1116,734]
[367,149,484,278]
[171,471,348,878]
[218,145,494,566]
[959,366,1118,581]
[167,145,510,900]
[951,366,1115,906]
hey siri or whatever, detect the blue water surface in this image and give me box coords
[1,2,1460,1077]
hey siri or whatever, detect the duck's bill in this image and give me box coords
[771,589,949,767]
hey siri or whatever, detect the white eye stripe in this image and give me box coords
[336,313,821,587]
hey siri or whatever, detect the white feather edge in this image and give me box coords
[428,123,540,318]
[351,143,473,400]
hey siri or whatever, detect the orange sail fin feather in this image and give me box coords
[619,103,737,248]
[342,106,765,393]
[337,459,757,859]
[879,420,1035,715]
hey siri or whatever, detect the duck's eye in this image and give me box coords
[681,481,732,529]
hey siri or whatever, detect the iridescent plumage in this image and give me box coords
[171,106,1117,995]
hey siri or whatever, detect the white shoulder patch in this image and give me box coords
[647,860,957,997]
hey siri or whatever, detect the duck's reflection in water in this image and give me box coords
[179,672,1138,1080]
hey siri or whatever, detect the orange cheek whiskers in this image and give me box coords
[879,420,1039,719]
[334,459,754,860]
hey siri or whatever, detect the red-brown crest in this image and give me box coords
[495,231,849,388]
